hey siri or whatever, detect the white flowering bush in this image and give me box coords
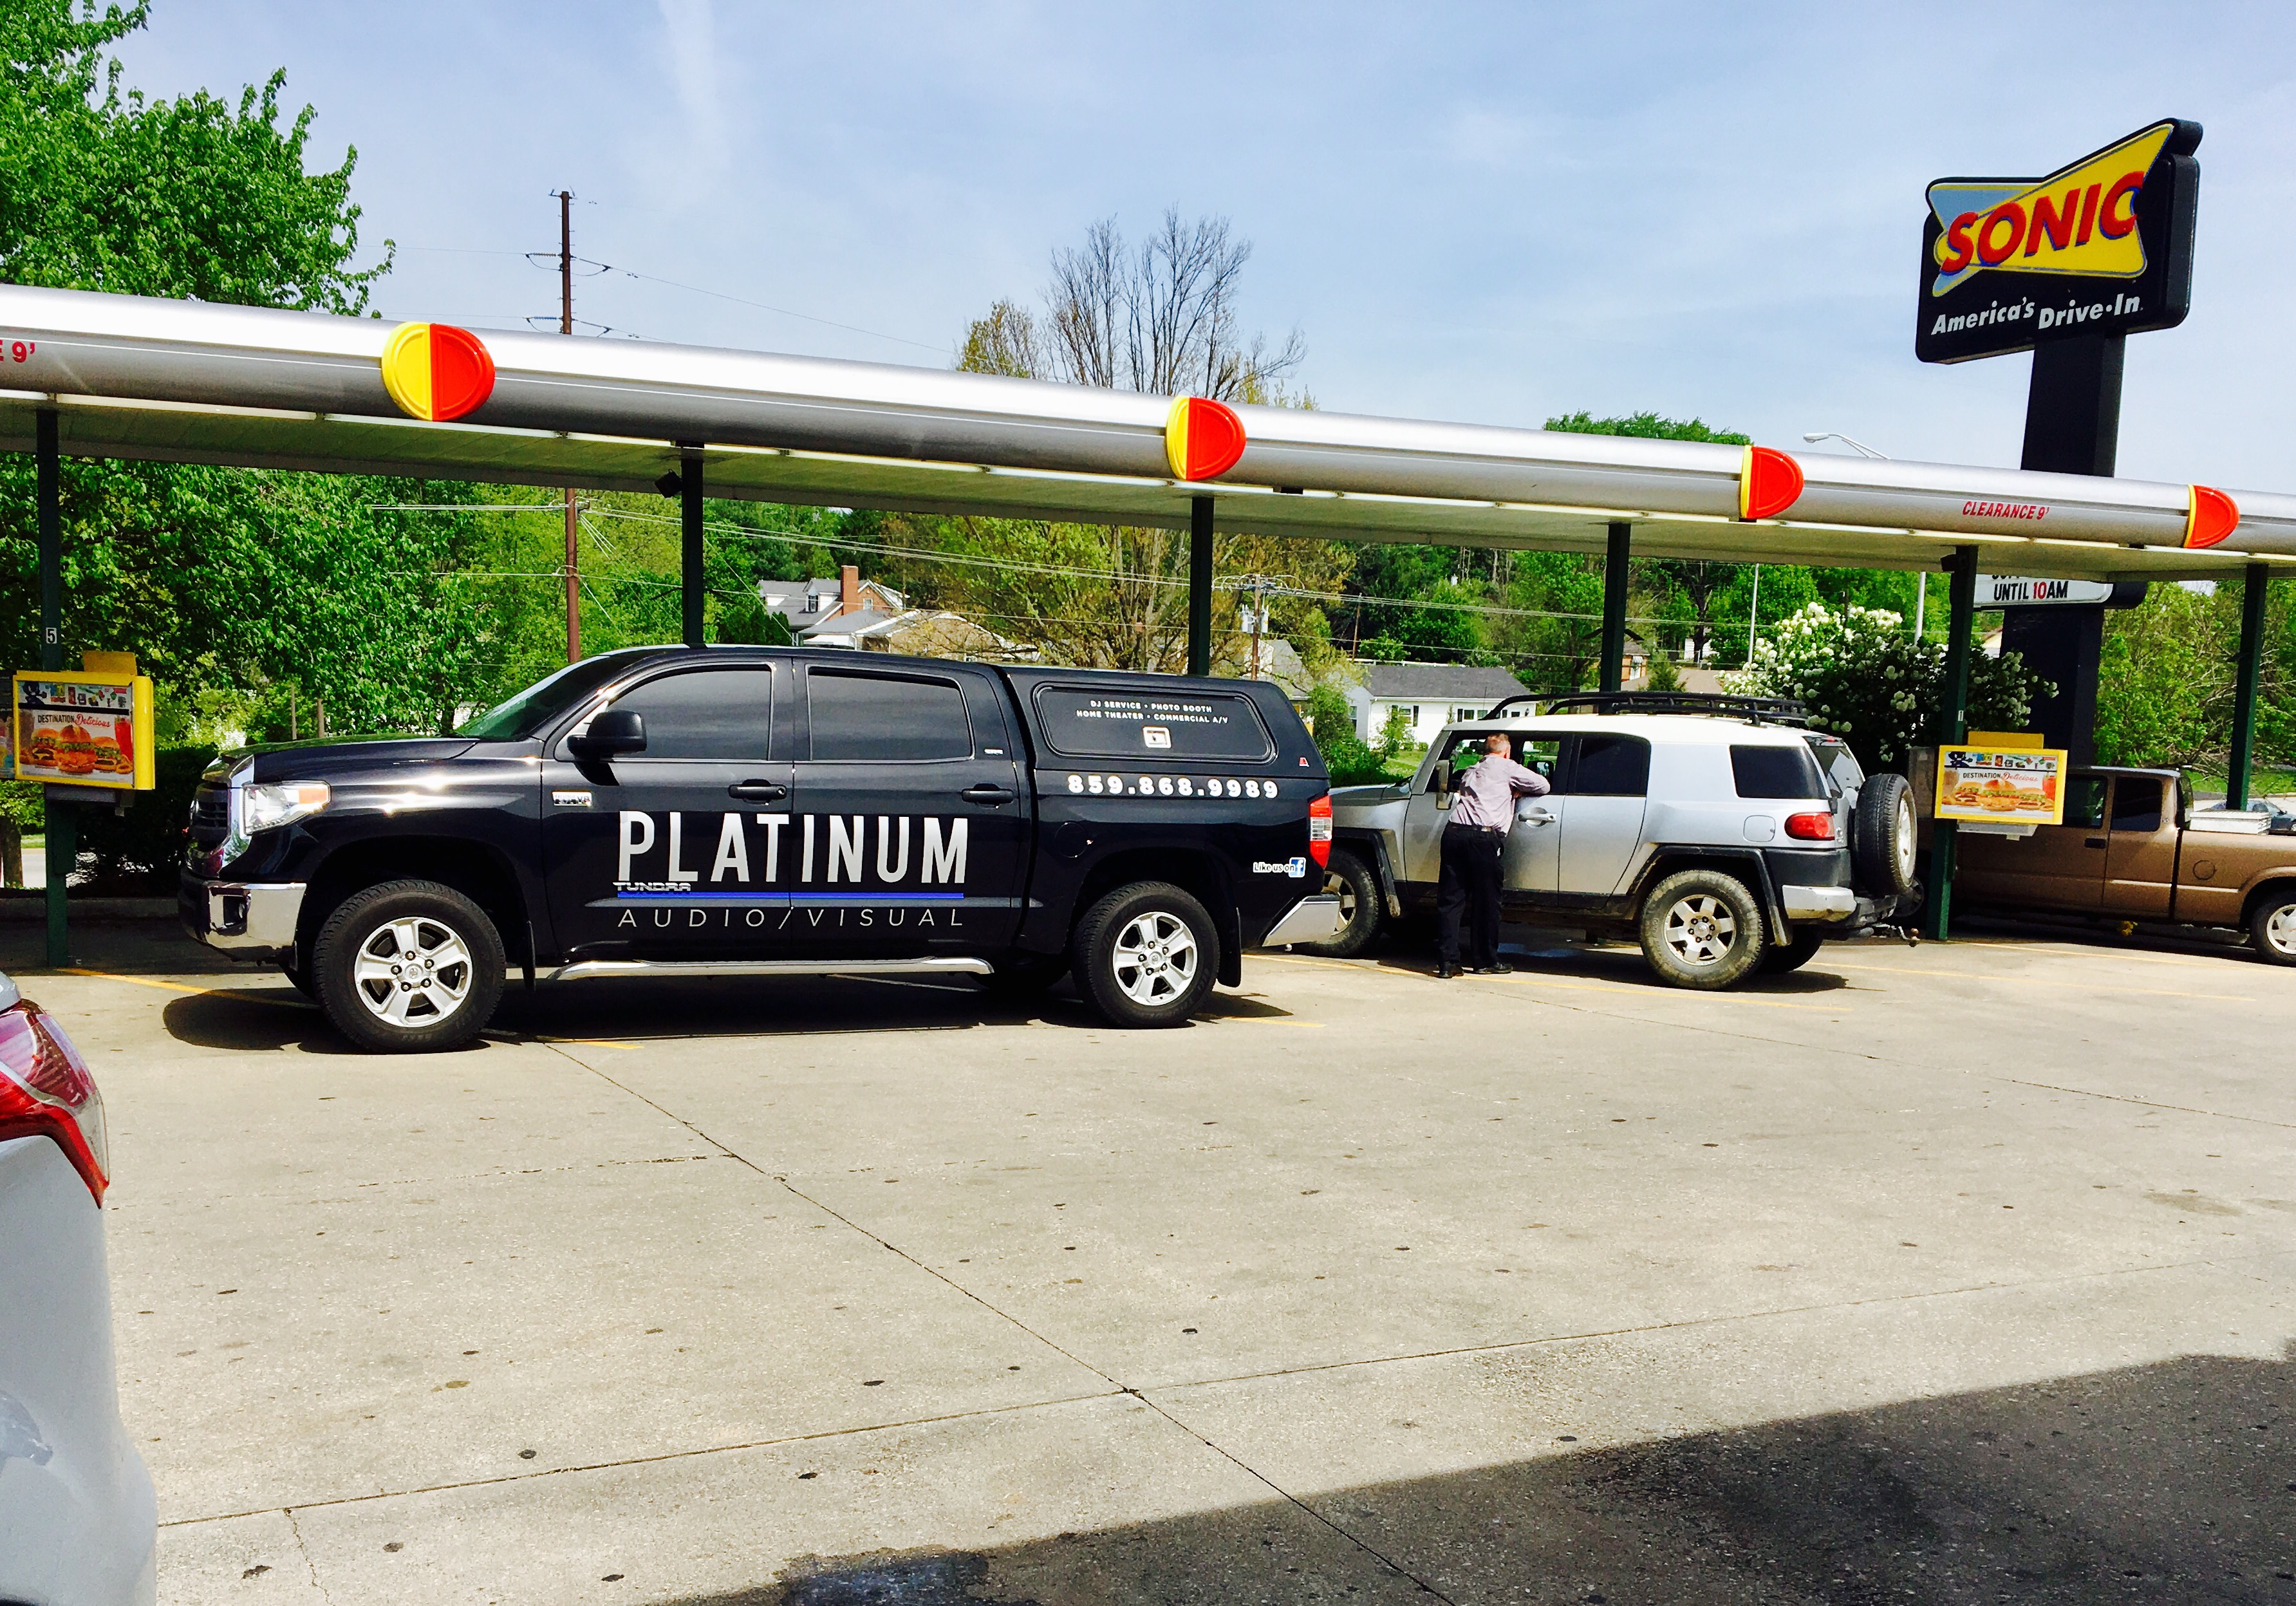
[1724,602,2052,771]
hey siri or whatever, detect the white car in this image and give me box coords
[1315,693,1919,987]
[0,971,156,1606]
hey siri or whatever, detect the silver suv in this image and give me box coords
[1311,693,1918,987]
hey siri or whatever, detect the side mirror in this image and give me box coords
[1428,760,1452,794]
[569,708,646,761]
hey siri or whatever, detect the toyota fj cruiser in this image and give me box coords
[1312,693,1918,987]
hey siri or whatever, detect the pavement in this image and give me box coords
[10,919,2295,1605]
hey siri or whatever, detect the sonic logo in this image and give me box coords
[1929,122,2175,295]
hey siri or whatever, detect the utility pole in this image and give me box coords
[1249,574,1265,680]
[558,189,581,663]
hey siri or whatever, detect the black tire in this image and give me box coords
[1853,774,1919,899]
[1297,848,1380,957]
[311,879,505,1053]
[1759,929,1827,975]
[1072,881,1218,1028]
[1638,868,1765,990]
[281,962,317,1000]
[983,953,1069,996]
[2248,884,2296,967]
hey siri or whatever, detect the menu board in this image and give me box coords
[1934,743,2067,826]
[11,667,155,790]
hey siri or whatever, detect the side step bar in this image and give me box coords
[546,956,994,983]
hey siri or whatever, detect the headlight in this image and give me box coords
[243,780,330,834]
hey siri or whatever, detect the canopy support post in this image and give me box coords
[680,444,705,648]
[2228,562,2270,810]
[36,408,70,967]
[1925,545,1980,942]
[1188,494,1213,677]
[1600,521,1631,693]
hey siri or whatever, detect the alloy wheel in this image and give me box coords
[2267,903,2296,959]
[1663,893,1737,967]
[353,917,475,1027]
[1110,911,1199,1006]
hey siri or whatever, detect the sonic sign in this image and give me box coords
[1917,120,2200,364]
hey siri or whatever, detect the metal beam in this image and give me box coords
[1926,545,1981,941]
[36,409,69,967]
[1188,494,1213,678]
[680,444,705,648]
[1599,521,1631,693]
[2228,562,2270,810]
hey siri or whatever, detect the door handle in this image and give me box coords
[1522,809,1557,826]
[2084,836,2107,848]
[961,783,1016,805]
[729,781,788,803]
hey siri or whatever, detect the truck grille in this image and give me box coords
[189,785,230,849]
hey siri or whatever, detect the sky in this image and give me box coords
[113,1,2296,492]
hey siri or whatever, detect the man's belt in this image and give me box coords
[1445,822,1506,834]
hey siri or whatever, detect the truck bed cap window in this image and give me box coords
[1730,743,1826,800]
[1034,686,1273,761]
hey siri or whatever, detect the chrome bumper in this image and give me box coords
[1257,893,1344,948]
[181,878,305,955]
[1780,883,1856,923]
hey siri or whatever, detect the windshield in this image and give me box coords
[456,650,659,740]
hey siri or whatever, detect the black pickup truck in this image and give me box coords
[180,647,1339,1051]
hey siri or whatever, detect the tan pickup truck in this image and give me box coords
[1951,766,2296,964]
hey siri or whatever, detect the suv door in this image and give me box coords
[790,663,1029,952]
[1549,733,1651,897]
[1496,733,1563,892]
[541,663,793,958]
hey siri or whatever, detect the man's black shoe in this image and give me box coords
[1475,962,1513,975]
[1434,962,1459,979]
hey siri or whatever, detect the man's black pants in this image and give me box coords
[1437,823,1506,969]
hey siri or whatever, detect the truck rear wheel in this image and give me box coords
[1638,868,1764,990]
[2248,886,2296,966]
[312,879,505,1053]
[1072,881,1218,1028]
[1297,848,1380,957]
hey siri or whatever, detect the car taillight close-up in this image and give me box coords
[0,999,109,1204]
[1308,792,1334,868]
[1784,811,1836,841]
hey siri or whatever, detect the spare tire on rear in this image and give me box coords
[1853,772,1918,899]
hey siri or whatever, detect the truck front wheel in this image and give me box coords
[312,879,506,1052]
[1073,881,1218,1027]
[2248,886,2296,966]
[1638,868,1764,990]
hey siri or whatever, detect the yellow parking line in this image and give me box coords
[61,967,307,1005]
[532,1035,637,1051]
[1823,960,2244,1002]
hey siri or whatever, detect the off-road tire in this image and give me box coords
[1298,848,1380,957]
[1072,881,1218,1028]
[1853,774,1919,899]
[1759,929,1827,975]
[2247,884,2296,967]
[1638,868,1765,990]
[312,879,505,1053]
[982,953,1069,996]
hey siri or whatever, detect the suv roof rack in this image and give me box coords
[1482,691,1809,725]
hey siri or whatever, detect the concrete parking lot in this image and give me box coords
[10,919,2295,1604]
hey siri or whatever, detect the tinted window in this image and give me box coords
[2111,776,2164,834]
[461,648,658,740]
[1571,735,1650,796]
[2062,775,2107,829]
[810,669,971,761]
[606,668,774,760]
[1730,743,1826,799]
[1034,686,1273,760]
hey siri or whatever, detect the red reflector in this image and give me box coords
[1307,792,1333,868]
[0,1002,107,1204]
[1784,811,1834,841]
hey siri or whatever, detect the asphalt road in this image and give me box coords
[17,921,2295,1605]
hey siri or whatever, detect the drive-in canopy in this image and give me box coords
[3,283,2290,582]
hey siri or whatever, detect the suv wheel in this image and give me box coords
[1853,774,1919,899]
[2248,886,2296,966]
[1638,868,1764,989]
[312,879,505,1052]
[1073,881,1218,1027]
[1298,848,1379,957]
[1759,929,1826,975]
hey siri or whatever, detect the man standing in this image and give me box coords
[1437,732,1550,978]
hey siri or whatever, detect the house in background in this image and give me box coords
[1343,663,1531,747]
[758,565,907,648]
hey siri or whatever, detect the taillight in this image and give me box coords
[1784,811,1834,841]
[0,1001,108,1204]
[1307,792,1333,868]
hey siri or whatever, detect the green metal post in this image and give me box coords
[37,409,71,967]
[680,444,705,648]
[1926,545,1979,940]
[2227,563,2269,811]
[1187,495,1213,677]
[1600,521,1631,693]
